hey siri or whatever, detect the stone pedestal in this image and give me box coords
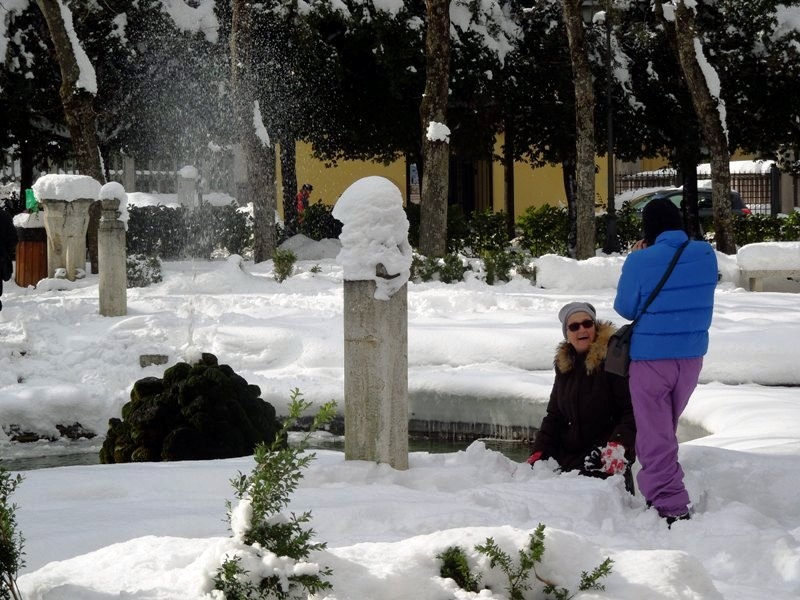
[41,198,94,280]
[98,197,127,316]
[343,279,409,470]
[177,166,199,208]
[122,154,136,193]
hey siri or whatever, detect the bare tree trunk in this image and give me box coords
[561,0,596,259]
[231,0,277,263]
[562,159,578,257]
[280,137,298,236]
[36,0,105,273]
[679,154,703,238]
[672,1,735,253]
[419,0,450,258]
[503,117,516,240]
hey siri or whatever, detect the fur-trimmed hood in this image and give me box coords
[555,320,617,375]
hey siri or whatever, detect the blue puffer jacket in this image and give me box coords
[614,230,717,360]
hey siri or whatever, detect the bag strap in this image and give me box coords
[631,240,690,327]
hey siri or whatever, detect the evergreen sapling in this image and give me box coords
[474,524,613,600]
[212,389,337,599]
[0,468,24,600]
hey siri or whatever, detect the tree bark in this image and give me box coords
[678,153,703,239]
[419,0,450,258]
[672,1,736,253]
[503,116,516,240]
[280,137,298,235]
[561,0,596,259]
[562,159,578,257]
[231,0,277,263]
[36,0,105,273]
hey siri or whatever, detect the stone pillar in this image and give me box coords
[177,165,199,208]
[343,276,409,470]
[334,175,412,470]
[41,198,94,280]
[98,196,127,317]
[122,154,136,193]
[780,171,796,213]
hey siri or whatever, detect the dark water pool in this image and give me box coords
[0,420,707,472]
[0,437,530,471]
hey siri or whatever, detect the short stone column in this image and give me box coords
[343,277,409,469]
[121,154,136,193]
[333,176,413,470]
[98,183,127,316]
[177,165,199,208]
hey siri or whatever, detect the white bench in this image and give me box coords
[737,242,800,291]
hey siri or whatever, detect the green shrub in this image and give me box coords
[474,524,612,600]
[126,202,251,260]
[515,205,570,257]
[439,253,472,283]
[410,252,471,283]
[183,202,216,259]
[437,546,480,592]
[272,248,297,283]
[448,208,510,256]
[299,201,342,241]
[213,390,336,600]
[126,254,163,288]
[410,253,438,282]
[481,249,515,285]
[407,204,510,258]
[0,468,24,600]
[730,212,800,245]
[213,203,252,256]
[594,204,644,253]
[780,210,800,240]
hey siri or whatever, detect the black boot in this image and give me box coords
[665,512,691,528]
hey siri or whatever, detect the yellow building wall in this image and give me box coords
[284,137,613,219]
[278,141,406,214]
[491,134,612,215]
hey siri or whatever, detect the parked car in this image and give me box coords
[627,187,751,218]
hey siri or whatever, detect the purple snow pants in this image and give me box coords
[629,357,703,517]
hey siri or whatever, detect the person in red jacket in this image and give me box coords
[527,302,637,494]
[295,183,313,224]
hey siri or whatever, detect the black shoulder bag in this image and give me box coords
[605,240,690,377]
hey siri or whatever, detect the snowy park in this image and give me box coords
[0,214,799,597]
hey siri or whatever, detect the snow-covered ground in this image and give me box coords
[1,236,799,599]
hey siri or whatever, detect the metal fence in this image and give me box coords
[2,150,236,198]
[107,152,236,197]
[615,168,781,215]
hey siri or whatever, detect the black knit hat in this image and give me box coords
[642,198,683,246]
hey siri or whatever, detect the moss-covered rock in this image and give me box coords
[100,353,279,464]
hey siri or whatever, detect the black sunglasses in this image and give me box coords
[567,319,595,332]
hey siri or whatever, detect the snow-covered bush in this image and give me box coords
[126,254,162,288]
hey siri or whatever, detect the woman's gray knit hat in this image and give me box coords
[558,302,597,338]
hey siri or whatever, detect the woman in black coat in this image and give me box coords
[528,302,636,493]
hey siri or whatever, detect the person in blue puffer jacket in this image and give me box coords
[614,197,717,527]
